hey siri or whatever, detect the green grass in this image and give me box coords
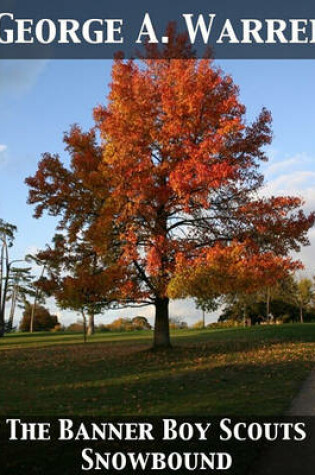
[0,324,314,416]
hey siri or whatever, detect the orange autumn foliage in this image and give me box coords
[26,35,315,347]
[93,56,313,302]
[168,241,303,300]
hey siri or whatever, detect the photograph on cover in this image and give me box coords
[0,1,314,474]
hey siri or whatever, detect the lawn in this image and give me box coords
[0,324,314,416]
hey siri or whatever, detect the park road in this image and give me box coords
[250,368,315,475]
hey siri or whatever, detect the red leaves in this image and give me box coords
[238,197,315,254]
[26,52,314,306]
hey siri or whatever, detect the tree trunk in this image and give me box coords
[0,312,4,337]
[87,313,95,336]
[300,305,304,324]
[82,311,87,343]
[243,305,247,327]
[266,287,271,322]
[8,284,18,332]
[30,301,36,333]
[30,265,46,333]
[0,240,9,337]
[153,297,171,349]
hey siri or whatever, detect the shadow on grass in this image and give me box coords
[0,324,315,351]
[2,356,312,417]
[0,324,314,417]
[1,326,314,475]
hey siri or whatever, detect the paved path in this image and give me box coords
[250,369,315,475]
[287,369,315,415]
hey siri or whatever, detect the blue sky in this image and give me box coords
[0,59,314,326]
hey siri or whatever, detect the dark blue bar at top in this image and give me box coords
[0,0,315,58]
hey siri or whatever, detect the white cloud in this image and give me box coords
[264,171,315,196]
[262,159,315,273]
[262,170,315,218]
[0,60,47,98]
[266,156,301,176]
[25,244,40,256]
[291,231,315,277]
[0,144,8,166]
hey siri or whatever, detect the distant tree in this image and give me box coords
[106,318,133,332]
[270,300,300,322]
[262,276,297,320]
[19,304,58,332]
[219,283,315,324]
[67,320,84,332]
[96,324,110,333]
[6,266,35,331]
[219,292,264,326]
[0,219,18,336]
[267,275,315,323]
[192,320,205,330]
[25,252,49,333]
[195,296,220,328]
[169,317,187,330]
[24,235,101,336]
[293,278,314,323]
[214,274,302,325]
[132,316,151,330]
[95,316,151,332]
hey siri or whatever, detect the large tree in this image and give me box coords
[26,44,314,348]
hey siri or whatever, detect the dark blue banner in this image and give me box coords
[0,0,315,58]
